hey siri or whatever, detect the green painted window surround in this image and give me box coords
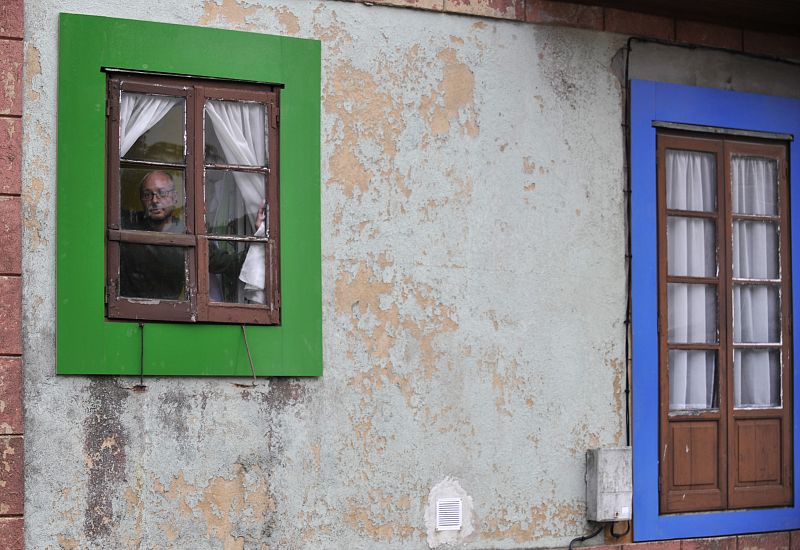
[57,13,322,376]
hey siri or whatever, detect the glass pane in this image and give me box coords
[731,156,777,215]
[120,168,186,232]
[733,221,778,279]
[204,100,267,166]
[205,170,266,236]
[669,350,718,411]
[667,216,716,277]
[668,283,718,343]
[208,239,266,304]
[733,285,780,344]
[119,243,188,300]
[734,349,781,407]
[666,150,716,212]
[120,92,185,163]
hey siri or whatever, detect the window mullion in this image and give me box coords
[720,139,733,510]
[193,85,209,321]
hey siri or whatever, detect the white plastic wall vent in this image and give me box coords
[436,498,463,531]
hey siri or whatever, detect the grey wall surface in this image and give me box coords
[17,1,734,549]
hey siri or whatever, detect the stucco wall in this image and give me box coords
[23,1,629,548]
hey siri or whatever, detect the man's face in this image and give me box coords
[140,173,176,222]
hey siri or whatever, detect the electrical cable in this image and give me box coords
[611,520,631,538]
[623,36,633,447]
[568,524,604,550]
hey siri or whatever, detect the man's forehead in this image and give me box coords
[143,174,173,188]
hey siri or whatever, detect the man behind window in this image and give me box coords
[120,171,262,301]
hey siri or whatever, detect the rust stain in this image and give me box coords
[161,521,178,542]
[197,464,275,548]
[273,6,300,35]
[570,421,601,457]
[310,442,321,472]
[343,490,417,542]
[312,7,353,56]
[485,309,514,331]
[481,351,531,416]
[156,472,195,517]
[419,48,478,138]
[123,473,144,548]
[34,121,51,147]
[334,260,458,382]
[523,157,537,174]
[524,182,537,192]
[482,500,585,541]
[611,357,625,444]
[56,535,81,550]
[325,59,404,198]
[157,465,275,549]
[328,144,372,198]
[24,43,41,103]
[23,175,48,250]
[452,170,474,203]
[198,0,258,27]
[472,21,488,29]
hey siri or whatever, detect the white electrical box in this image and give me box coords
[586,447,632,522]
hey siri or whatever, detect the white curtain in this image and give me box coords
[119,92,180,157]
[666,151,781,409]
[205,100,267,304]
[731,156,781,407]
[667,151,719,410]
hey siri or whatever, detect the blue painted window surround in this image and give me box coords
[631,80,800,541]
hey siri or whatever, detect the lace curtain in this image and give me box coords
[667,150,780,410]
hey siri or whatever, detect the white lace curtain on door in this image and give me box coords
[731,156,781,407]
[667,150,719,410]
[667,150,781,410]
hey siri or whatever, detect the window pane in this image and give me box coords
[208,239,266,304]
[119,243,188,300]
[666,150,716,212]
[733,221,778,279]
[731,156,777,215]
[734,349,781,407]
[120,168,186,232]
[204,100,267,167]
[733,285,780,344]
[668,283,718,343]
[205,170,266,236]
[120,92,185,163]
[669,350,718,411]
[667,216,716,277]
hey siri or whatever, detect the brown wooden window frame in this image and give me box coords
[657,130,793,514]
[105,72,281,325]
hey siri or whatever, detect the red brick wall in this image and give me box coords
[340,0,800,60]
[0,1,23,549]
[586,529,800,549]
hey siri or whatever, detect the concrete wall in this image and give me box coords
[24,1,629,548]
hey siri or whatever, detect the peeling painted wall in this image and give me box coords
[21,1,632,548]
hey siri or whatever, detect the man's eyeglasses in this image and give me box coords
[141,189,175,200]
